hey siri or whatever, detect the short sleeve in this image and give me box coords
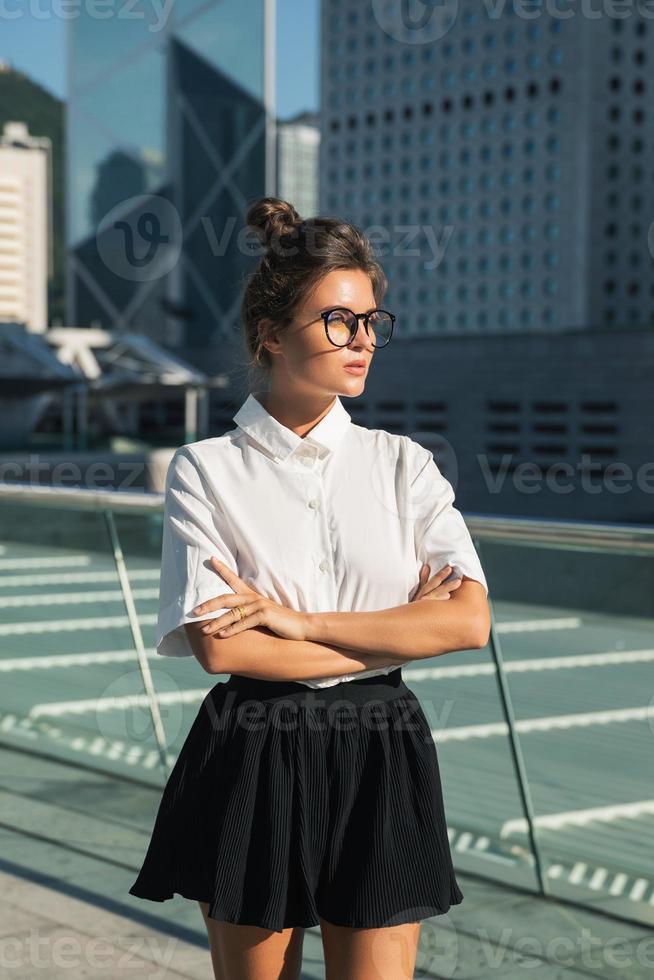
[156,446,239,657]
[409,442,488,597]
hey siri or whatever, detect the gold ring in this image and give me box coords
[237,604,247,621]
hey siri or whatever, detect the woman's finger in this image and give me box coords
[191,592,247,616]
[208,557,258,594]
[199,598,262,635]
[410,564,431,602]
[413,564,452,599]
[422,576,462,599]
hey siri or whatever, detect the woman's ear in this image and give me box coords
[257,318,278,357]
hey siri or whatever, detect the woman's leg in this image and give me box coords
[198,902,305,980]
[320,916,421,980]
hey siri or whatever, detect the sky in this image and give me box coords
[0,0,319,116]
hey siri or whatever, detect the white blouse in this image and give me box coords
[156,391,488,687]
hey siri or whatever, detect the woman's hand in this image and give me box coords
[190,557,309,641]
[411,563,462,602]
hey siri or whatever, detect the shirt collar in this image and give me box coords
[233,391,352,462]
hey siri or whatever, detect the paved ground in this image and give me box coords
[1,537,653,976]
[2,803,653,979]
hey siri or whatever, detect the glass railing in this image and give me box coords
[1,483,652,929]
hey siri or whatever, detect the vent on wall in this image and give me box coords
[485,400,523,473]
[530,400,570,461]
[375,400,408,434]
[577,400,619,471]
[484,398,620,476]
[415,400,448,434]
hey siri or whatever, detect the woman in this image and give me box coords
[129,197,490,980]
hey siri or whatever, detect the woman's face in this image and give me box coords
[262,268,379,397]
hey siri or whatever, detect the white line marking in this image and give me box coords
[589,867,609,891]
[404,648,654,681]
[432,705,652,742]
[0,568,160,588]
[501,800,654,836]
[496,617,582,633]
[30,689,210,717]
[630,879,648,901]
[0,710,178,769]
[1,646,651,678]
[0,556,91,570]
[0,614,157,635]
[570,863,587,885]
[0,649,157,671]
[610,873,628,896]
[0,588,159,608]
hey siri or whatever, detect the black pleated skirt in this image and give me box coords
[128,667,464,932]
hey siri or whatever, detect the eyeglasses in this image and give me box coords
[320,307,396,348]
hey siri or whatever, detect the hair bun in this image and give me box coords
[246,197,302,248]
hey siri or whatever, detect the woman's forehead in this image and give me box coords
[308,274,376,311]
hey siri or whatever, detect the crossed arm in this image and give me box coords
[184,578,489,680]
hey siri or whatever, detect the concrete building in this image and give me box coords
[317,1,654,522]
[276,110,320,219]
[0,121,52,331]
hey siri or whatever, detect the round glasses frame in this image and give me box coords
[320,307,396,348]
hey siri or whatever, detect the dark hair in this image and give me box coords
[239,197,388,390]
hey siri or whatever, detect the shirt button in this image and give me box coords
[319,559,329,572]
[308,498,320,510]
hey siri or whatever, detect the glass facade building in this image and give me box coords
[67,0,274,364]
[320,0,654,336]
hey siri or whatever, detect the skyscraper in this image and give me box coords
[67,0,275,370]
[0,121,52,331]
[320,1,654,335]
[318,1,654,521]
[277,110,320,219]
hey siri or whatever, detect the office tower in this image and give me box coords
[320,1,654,335]
[318,1,654,521]
[67,0,275,368]
[0,121,52,331]
[277,110,320,218]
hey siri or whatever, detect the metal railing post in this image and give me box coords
[475,537,549,896]
[104,509,170,781]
